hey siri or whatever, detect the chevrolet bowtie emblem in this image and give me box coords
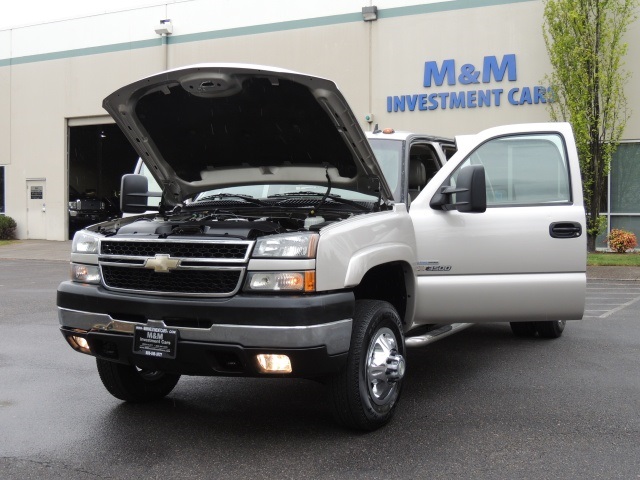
[145,254,180,273]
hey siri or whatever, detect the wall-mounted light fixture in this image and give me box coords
[155,19,173,35]
[362,6,378,21]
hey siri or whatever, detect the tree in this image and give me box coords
[542,0,638,251]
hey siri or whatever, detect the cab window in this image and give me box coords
[454,133,570,206]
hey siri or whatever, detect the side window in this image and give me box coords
[454,133,570,206]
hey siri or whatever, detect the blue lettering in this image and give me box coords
[519,87,532,105]
[478,89,491,107]
[546,87,556,103]
[438,92,450,109]
[393,96,406,112]
[492,89,503,106]
[387,96,392,112]
[482,54,517,83]
[450,92,466,109]
[428,93,439,110]
[424,59,456,87]
[508,87,519,105]
[406,95,418,111]
[419,94,428,111]
[533,86,547,104]
[458,64,480,85]
[467,90,477,108]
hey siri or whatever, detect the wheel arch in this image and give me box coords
[351,259,416,326]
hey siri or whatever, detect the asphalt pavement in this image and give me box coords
[1,245,640,479]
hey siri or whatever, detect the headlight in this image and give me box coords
[68,201,79,210]
[245,271,315,292]
[70,264,101,284]
[72,231,101,254]
[253,233,318,258]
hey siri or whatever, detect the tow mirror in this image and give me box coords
[430,164,487,213]
[120,174,161,214]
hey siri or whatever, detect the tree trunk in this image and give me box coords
[587,233,597,253]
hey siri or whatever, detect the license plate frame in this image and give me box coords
[133,325,178,359]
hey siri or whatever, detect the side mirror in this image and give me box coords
[430,164,487,213]
[120,174,161,214]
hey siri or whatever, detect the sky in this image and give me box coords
[1,0,172,30]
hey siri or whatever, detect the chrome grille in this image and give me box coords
[100,240,249,259]
[98,239,252,297]
[101,265,242,295]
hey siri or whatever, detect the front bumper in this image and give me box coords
[57,281,354,378]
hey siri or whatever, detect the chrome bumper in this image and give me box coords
[58,307,352,356]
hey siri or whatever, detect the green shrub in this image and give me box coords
[607,228,638,253]
[0,215,17,240]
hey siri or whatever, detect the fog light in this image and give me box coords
[68,335,91,355]
[256,354,292,374]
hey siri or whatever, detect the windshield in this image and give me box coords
[368,139,403,201]
[139,161,377,204]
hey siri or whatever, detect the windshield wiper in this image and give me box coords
[268,191,333,197]
[269,191,370,211]
[196,193,267,206]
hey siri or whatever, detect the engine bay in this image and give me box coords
[101,207,362,240]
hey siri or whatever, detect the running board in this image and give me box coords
[405,323,473,348]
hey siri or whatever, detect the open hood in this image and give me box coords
[103,64,391,203]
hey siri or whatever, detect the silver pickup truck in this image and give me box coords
[57,64,586,431]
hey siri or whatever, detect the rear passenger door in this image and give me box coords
[409,123,586,326]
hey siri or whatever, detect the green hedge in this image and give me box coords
[0,215,17,240]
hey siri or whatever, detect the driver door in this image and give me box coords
[408,123,586,327]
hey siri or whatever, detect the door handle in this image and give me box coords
[549,221,582,238]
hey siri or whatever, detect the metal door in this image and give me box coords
[26,180,46,239]
[408,123,586,326]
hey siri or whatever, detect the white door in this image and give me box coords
[409,123,586,327]
[26,180,46,239]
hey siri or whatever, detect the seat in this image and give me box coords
[408,160,427,205]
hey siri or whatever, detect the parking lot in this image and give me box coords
[1,244,639,479]
[585,279,640,319]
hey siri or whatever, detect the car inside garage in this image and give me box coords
[68,124,138,238]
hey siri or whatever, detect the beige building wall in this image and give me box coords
[1,30,10,167]
[170,23,373,115]
[371,2,554,134]
[7,50,167,239]
[1,0,639,240]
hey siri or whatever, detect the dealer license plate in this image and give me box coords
[133,325,178,359]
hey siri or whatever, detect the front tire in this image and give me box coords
[328,300,406,431]
[96,359,180,403]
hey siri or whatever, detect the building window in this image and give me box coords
[609,143,640,246]
[598,143,640,249]
[0,166,4,213]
